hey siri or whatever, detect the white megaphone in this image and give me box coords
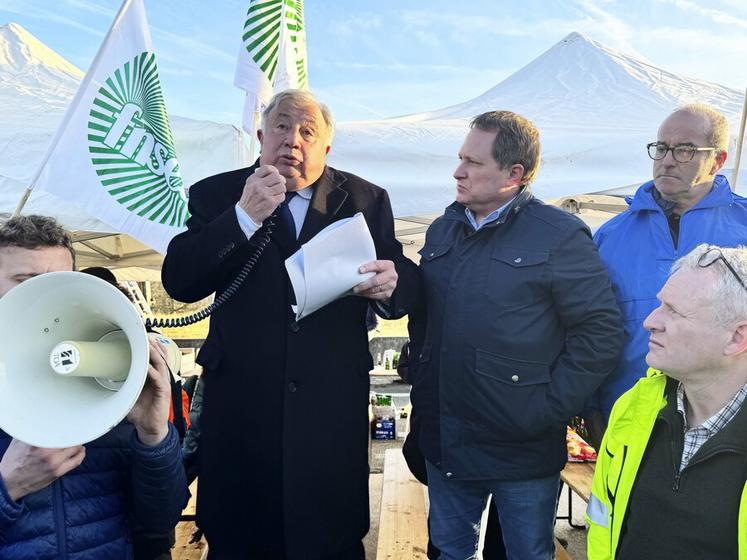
[0,271,155,448]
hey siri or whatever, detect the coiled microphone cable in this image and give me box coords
[145,213,276,329]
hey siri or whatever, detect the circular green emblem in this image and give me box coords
[87,51,188,227]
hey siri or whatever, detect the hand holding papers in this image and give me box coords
[285,213,376,320]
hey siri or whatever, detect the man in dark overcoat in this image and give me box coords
[161,90,419,559]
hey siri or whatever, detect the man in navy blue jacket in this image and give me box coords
[409,111,621,559]
[0,215,187,559]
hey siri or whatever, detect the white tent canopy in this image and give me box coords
[329,32,746,218]
[0,23,249,272]
[2,25,744,273]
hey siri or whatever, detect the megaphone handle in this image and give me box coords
[146,212,277,330]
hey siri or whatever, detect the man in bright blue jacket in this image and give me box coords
[593,104,747,423]
[0,215,188,559]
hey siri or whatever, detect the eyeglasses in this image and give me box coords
[647,142,717,163]
[698,247,747,292]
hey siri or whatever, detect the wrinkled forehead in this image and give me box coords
[270,100,325,126]
[661,268,715,309]
[0,246,73,275]
[657,111,710,146]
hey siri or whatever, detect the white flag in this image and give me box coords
[32,0,188,254]
[234,0,309,135]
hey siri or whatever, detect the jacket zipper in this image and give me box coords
[52,480,67,560]
[672,447,744,492]
[670,435,681,491]
[654,205,679,259]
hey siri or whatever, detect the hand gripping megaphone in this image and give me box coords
[0,271,177,448]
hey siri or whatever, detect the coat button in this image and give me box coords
[446,472,453,478]
[514,257,522,263]
[288,382,297,393]
[511,374,519,382]
[429,252,435,258]
[289,321,300,333]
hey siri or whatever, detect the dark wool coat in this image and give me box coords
[161,163,419,559]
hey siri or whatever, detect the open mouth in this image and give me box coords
[278,155,301,165]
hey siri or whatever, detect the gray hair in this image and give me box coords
[672,243,747,326]
[261,89,335,143]
[672,104,730,153]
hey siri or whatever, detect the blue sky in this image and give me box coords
[1,0,745,125]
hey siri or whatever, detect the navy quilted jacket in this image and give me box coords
[0,422,187,560]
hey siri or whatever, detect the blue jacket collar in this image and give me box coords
[628,174,735,213]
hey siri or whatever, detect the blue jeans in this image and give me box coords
[426,461,560,560]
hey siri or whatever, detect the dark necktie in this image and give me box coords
[277,191,298,240]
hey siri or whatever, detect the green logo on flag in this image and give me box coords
[87,52,188,227]
[242,0,307,86]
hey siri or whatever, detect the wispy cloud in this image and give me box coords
[0,0,104,37]
[567,0,641,55]
[657,0,747,29]
[157,63,233,85]
[328,13,383,38]
[150,26,234,65]
[62,0,115,18]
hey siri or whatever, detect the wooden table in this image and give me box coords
[561,461,595,502]
[557,461,595,528]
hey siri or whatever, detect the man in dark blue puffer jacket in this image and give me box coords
[0,215,188,560]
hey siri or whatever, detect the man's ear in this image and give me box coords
[710,150,727,175]
[724,322,747,357]
[508,163,525,188]
[325,145,331,155]
[257,129,264,145]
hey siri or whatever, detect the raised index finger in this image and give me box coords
[254,164,279,177]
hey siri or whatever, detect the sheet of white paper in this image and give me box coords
[285,213,376,321]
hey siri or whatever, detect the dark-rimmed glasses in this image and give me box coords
[647,142,716,163]
[698,247,747,292]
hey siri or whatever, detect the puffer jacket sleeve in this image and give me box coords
[129,423,188,533]
[0,473,24,533]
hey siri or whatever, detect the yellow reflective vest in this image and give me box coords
[586,369,747,559]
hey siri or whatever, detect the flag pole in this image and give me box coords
[12,0,134,217]
[732,87,747,193]
[248,111,261,160]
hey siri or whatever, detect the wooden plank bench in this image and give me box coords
[376,448,574,559]
[376,448,429,559]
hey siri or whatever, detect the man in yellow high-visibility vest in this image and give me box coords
[587,243,747,559]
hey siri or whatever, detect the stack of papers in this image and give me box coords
[285,213,376,321]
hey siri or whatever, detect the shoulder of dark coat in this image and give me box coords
[521,198,590,235]
[187,166,253,203]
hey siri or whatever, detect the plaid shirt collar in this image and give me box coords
[676,381,747,471]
